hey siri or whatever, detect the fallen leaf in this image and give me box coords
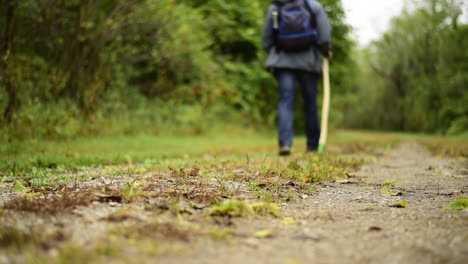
[268,203,281,217]
[253,230,273,239]
[451,175,465,179]
[336,179,351,184]
[211,229,234,239]
[384,180,397,186]
[281,217,297,225]
[380,187,402,197]
[444,198,468,210]
[389,200,407,208]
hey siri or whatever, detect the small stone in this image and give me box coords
[301,194,309,199]
[245,238,259,247]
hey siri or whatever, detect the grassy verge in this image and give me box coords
[2,130,466,176]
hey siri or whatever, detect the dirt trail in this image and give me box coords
[162,143,468,264]
[1,142,467,264]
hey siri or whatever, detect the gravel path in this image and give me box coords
[162,143,468,264]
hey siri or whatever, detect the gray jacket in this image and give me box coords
[262,0,332,73]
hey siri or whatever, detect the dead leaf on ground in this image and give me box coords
[368,226,382,231]
[253,230,273,239]
[380,187,402,197]
[384,180,397,186]
[389,200,408,208]
[335,178,351,184]
[281,217,297,225]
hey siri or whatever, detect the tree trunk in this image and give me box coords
[62,2,86,100]
[1,0,19,123]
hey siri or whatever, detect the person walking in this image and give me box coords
[262,0,332,156]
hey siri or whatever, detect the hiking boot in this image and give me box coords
[306,148,317,153]
[279,146,291,156]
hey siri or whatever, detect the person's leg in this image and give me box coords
[298,71,320,152]
[276,69,297,150]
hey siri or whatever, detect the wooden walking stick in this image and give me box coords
[318,58,330,155]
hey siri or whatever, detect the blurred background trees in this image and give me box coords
[344,0,467,135]
[0,0,466,141]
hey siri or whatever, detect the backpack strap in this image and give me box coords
[304,0,317,28]
[304,0,314,17]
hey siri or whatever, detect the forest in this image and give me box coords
[1,0,465,141]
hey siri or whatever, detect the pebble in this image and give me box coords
[245,238,259,247]
[301,195,309,199]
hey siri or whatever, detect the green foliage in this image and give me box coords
[345,0,468,135]
[0,0,354,140]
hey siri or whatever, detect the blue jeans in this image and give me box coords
[275,69,320,151]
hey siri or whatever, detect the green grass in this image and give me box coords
[1,135,274,174]
[1,130,466,177]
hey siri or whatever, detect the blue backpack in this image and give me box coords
[272,0,317,52]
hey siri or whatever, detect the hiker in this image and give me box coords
[262,0,332,156]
